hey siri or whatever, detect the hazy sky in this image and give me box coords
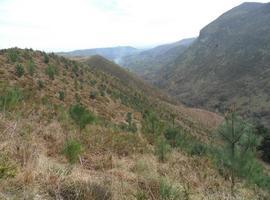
[0,0,268,51]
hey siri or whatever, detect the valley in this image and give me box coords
[1,1,270,200]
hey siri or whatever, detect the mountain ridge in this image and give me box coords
[153,2,270,128]
[119,38,196,81]
[58,46,139,63]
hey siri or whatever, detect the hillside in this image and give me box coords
[152,2,270,128]
[0,48,269,199]
[58,46,139,64]
[73,55,176,104]
[120,38,195,81]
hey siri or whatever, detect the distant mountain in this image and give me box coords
[153,2,270,127]
[58,46,139,63]
[119,38,195,81]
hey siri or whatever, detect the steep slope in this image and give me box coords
[120,38,195,81]
[155,2,270,127]
[0,48,269,199]
[75,55,175,103]
[58,46,139,63]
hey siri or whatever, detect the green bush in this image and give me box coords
[63,139,83,164]
[0,87,23,111]
[59,91,65,101]
[0,155,17,179]
[164,127,208,156]
[45,65,56,80]
[44,54,49,63]
[164,128,179,147]
[189,143,207,156]
[72,64,79,76]
[129,123,137,133]
[155,136,171,162]
[214,110,270,193]
[126,112,132,127]
[142,111,164,142]
[8,49,18,62]
[74,79,79,90]
[69,104,95,131]
[15,64,24,77]
[89,80,97,86]
[98,84,106,97]
[213,146,270,190]
[27,60,35,76]
[256,124,270,163]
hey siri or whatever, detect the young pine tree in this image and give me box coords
[69,104,95,133]
[217,106,259,196]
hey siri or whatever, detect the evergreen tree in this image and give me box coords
[217,106,259,196]
[257,125,270,163]
[69,104,95,132]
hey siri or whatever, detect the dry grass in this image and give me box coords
[0,49,269,199]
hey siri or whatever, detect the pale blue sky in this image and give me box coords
[0,0,268,51]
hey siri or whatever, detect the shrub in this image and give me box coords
[142,111,164,142]
[125,112,137,133]
[8,49,18,62]
[27,60,35,76]
[15,64,24,77]
[216,108,262,195]
[59,91,65,101]
[128,123,137,133]
[258,134,270,163]
[256,124,270,163]
[44,54,49,63]
[90,80,97,86]
[62,139,83,164]
[98,84,106,96]
[167,127,208,156]
[0,87,23,111]
[74,79,79,90]
[164,128,179,147]
[69,104,95,131]
[126,112,132,127]
[45,65,56,80]
[189,143,207,156]
[155,136,171,162]
[0,154,17,179]
[72,64,79,76]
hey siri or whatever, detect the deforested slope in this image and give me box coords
[0,48,268,199]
